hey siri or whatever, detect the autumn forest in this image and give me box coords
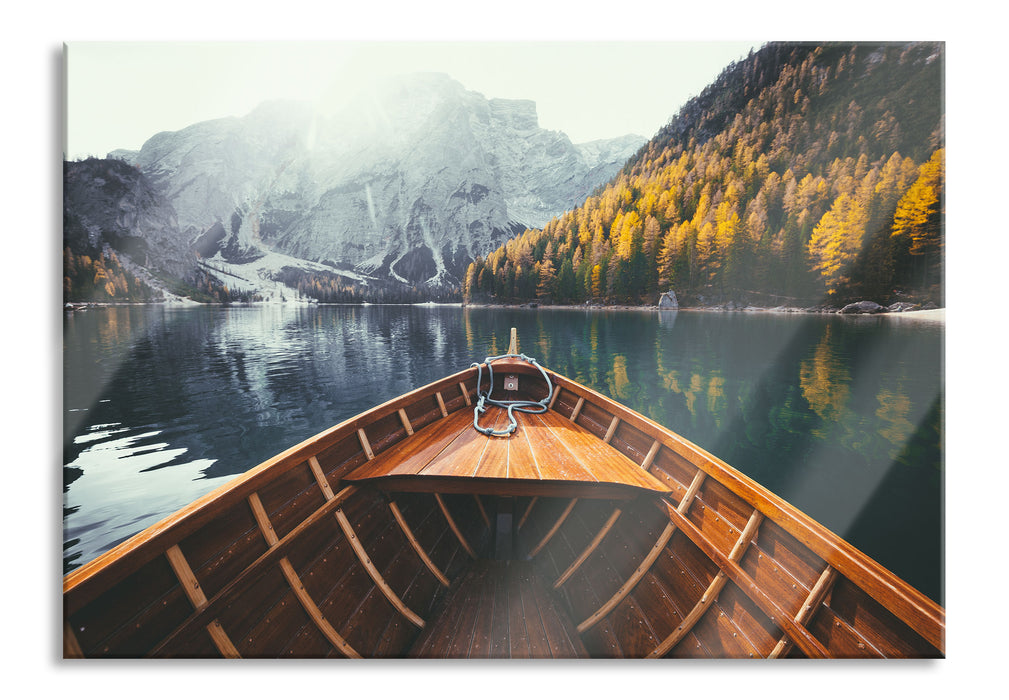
[463,43,944,309]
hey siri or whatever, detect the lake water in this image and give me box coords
[62,304,944,603]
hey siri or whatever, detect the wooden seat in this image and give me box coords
[408,559,589,658]
[344,406,670,500]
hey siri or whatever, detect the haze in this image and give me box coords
[65,41,758,160]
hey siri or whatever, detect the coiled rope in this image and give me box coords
[471,353,554,437]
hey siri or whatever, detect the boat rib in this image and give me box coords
[63,343,944,659]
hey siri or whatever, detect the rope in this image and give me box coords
[471,353,554,437]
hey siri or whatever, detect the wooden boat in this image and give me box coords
[63,331,944,659]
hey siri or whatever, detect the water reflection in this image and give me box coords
[63,305,943,602]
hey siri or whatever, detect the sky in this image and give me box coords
[65,41,758,159]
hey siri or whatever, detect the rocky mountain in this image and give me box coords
[84,72,644,300]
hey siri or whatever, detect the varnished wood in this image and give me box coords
[308,456,335,501]
[554,508,622,588]
[768,565,840,658]
[435,493,476,559]
[659,497,830,659]
[518,497,538,530]
[639,440,661,472]
[398,408,415,436]
[576,521,676,633]
[508,327,518,354]
[357,428,375,460]
[148,485,358,657]
[603,416,620,443]
[474,495,491,527]
[569,396,585,422]
[64,353,943,659]
[164,545,241,658]
[498,359,944,653]
[278,558,361,658]
[334,508,425,628]
[344,406,670,498]
[646,510,763,657]
[64,365,481,618]
[529,498,578,557]
[249,491,361,657]
[63,621,84,658]
[389,501,451,587]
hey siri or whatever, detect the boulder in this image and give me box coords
[658,290,679,309]
[839,301,885,314]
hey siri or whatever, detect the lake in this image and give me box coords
[62,304,944,603]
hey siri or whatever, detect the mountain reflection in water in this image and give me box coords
[63,305,943,603]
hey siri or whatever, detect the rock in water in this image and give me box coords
[658,291,678,309]
[839,301,885,314]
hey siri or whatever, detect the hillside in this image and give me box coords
[463,42,944,309]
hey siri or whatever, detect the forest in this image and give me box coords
[463,43,944,309]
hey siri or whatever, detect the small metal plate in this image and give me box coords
[503,375,518,391]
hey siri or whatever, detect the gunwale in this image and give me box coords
[63,353,945,658]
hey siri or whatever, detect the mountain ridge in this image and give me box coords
[66,72,645,303]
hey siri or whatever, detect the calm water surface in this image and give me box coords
[63,304,944,602]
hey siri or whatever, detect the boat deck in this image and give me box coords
[345,406,670,500]
[409,559,588,658]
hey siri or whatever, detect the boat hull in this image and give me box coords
[63,358,944,658]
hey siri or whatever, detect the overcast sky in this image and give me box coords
[65,41,758,159]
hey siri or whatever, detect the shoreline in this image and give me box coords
[462,302,946,320]
[65,299,946,322]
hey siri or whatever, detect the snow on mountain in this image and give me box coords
[98,72,646,296]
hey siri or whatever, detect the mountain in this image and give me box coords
[72,72,644,302]
[464,42,944,309]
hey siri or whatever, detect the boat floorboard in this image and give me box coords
[346,407,670,499]
[408,559,589,658]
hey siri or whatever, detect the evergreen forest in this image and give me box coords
[463,42,944,309]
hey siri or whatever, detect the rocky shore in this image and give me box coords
[465,298,945,319]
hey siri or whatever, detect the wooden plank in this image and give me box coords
[569,396,585,422]
[357,428,375,461]
[398,408,415,436]
[659,498,829,659]
[420,413,499,478]
[345,409,471,481]
[148,485,358,657]
[248,491,361,657]
[333,508,424,628]
[278,558,361,658]
[518,497,538,530]
[519,363,945,653]
[639,440,662,472]
[248,492,280,547]
[768,565,840,658]
[64,365,483,618]
[164,545,241,658]
[470,410,514,480]
[603,416,621,444]
[308,456,335,501]
[554,508,622,588]
[576,521,676,633]
[529,498,578,557]
[435,392,449,418]
[508,327,518,354]
[459,382,472,407]
[474,495,491,527]
[388,500,451,587]
[646,510,764,657]
[435,493,477,559]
